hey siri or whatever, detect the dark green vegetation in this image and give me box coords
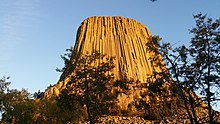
[0,13,219,124]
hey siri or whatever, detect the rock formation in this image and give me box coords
[44,16,161,97]
[43,16,220,123]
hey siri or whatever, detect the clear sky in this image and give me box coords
[0,0,220,110]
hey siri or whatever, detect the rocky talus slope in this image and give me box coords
[84,110,220,124]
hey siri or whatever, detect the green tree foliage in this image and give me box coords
[0,77,10,93]
[0,77,36,124]
[32,98,58,123]
[32,97,79,124]
[0,76,10,122]
[0,86,35,124]
[0,77,61,124]
[58,49,116,123]
[146,13,220,123]
[56,90,85,123]
[145,81,180,120]
[188,13,220,123]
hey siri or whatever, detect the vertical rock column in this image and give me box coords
[72,16,153,82]
[45,16,158,97]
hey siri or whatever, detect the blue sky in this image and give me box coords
[0,0,220,110]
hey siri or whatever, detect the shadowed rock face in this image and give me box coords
[44,16,157,97]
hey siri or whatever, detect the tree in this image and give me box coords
[58,50,116,124]
[56,89,85,123]
[0,88,35,124]
[146,13,220,123]
[0,76,10,93]
[0,76,11,122]
[147,35,199,123]
[188,13,220,123]
[32,97,71,124]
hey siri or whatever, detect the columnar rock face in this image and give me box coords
[72,16,153,82]
[42,16,220,123]
[44,16,158,97]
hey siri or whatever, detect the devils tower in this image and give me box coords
[43,16,220,123]
[44,16,161,97]
[72,16,153,82]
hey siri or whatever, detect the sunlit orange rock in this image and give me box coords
[44,16,158,97]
